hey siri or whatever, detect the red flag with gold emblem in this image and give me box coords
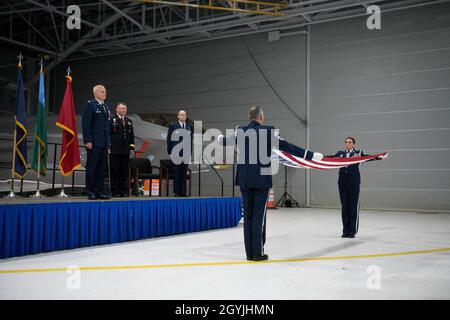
[55,69,80,176]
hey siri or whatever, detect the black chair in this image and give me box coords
[129,158,162,197]
[160,159,192,197]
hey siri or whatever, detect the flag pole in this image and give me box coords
[31,143,43,198]
[6,53,23,200]
[57,175,68,198]
[6,117,18,199]
[31,59,44,198]
[56,66,72,198]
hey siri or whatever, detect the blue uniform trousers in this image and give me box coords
[173,162,188,196]
[85,147,107,196]
[240,187,269,259]
[338,184,360,236]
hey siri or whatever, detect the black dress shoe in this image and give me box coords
[348,234,355,238]
[253,254,269,261]
[341,234,349,238]
[88,195,97,200]
[97,194,111,200]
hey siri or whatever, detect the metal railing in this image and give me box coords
[0,137,86,195]
[1,138,232,198]
[209,164,224,197]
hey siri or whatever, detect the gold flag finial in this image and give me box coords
[17,52,23,69]
[39,59,44,73]
[66,66,72,82]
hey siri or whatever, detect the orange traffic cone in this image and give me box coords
[267,188,276,209]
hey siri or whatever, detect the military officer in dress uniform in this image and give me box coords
[110,102,135,197]
[219,106,323,261]
[82,85,111,200]
[328,137,386,238]
[166,110,192,197]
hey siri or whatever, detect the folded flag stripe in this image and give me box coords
[273,149,386,170]
[316,155,379,164]
[279,151,327,170]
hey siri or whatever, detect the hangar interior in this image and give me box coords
[1,0,449,211]
[0,0,449,300]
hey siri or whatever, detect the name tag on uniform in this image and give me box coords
[95,109,102,113]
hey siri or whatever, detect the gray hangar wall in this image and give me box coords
[310,3,450,211]
[61,2,450,211]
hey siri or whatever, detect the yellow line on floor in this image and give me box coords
[1,247,449,275]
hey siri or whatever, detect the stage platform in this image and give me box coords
[0,196,242,259]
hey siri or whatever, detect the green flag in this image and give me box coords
[31,65,47,175]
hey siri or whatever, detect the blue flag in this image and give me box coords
[14,65,28,178]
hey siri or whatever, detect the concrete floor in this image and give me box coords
[0,208,449,300]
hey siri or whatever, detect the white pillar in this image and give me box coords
[305,25,311,207]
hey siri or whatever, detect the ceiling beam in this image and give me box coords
[46,0,62,53]
[0,35,57,56]
[101,0,146,32]
[26,5,136,86]
[66,0,448,61]
[23,0,100,29]
[4,0,445,62]
[4,0,58,50]
[79,1,375,50]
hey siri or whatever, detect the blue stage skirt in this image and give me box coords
[0,197,242,259]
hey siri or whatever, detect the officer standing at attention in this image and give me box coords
[110,102,135,197]
[328,137,386,238]
[219,106,323,261]
[166,110,192,197]
[82,85,111,200]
